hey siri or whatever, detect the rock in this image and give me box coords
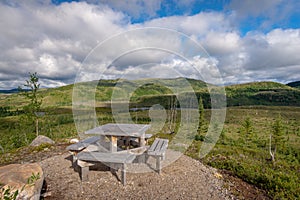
[30,135,55,147]
[214,172,223,179]
[70,138,79,144]
[0,163,44,200]
[40,191,51,198]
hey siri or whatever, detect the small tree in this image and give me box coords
[19,72,42,136]
[238,116,254,146]
[167,95,177,134]
[269,115,285,162]
[197,96,205,133]
[242,117,253,136]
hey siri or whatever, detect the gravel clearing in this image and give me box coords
[39,149,236,200]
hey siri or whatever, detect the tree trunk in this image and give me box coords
[36,118,39,136]
[269,134,275,162]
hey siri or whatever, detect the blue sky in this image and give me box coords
[51,0,300,32]
[0,0,300,89]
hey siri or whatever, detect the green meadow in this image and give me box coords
[0,78,299,199]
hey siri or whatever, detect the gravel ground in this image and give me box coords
[1,143,270,199]
[39,149,236,200]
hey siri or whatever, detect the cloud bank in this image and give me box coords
[0,0,299,89]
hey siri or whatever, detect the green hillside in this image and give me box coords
[287,81,300,88]
[225,81,300,106]
[135,81,300,108]
[0,78,207,107]
[1,79,300,110]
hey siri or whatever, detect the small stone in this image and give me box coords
[30,135,55,147]
[70,138,79,144]
[41,191,52,198]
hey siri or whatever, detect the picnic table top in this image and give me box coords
[84,123,151,137]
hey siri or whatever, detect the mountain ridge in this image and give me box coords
[0,78,299,107]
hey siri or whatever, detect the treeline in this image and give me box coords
[134,88,300,108]
[0,106,23,117]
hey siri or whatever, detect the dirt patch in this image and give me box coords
[221,170,271,200]
[0,143,69,166]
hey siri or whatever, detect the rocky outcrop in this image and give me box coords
[0,163,44,200]
[30,135,55,147]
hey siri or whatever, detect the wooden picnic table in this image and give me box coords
[84,123,151,152]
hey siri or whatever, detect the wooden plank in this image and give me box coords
[148,138,160,152]
[148,138,169,156]
[77,152,136,164]
[156,140,168,154]
[81,136,101,144]
[145,134,153,139]
[66,142,87,151]
[66,136,101,151]
[115,146,148,155]
[85,123,151,137]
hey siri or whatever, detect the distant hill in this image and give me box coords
[0,88,21,94]
[137,81,300,108]
[287,81,300,88]
[1,79,300,109]
[224,81,300,107]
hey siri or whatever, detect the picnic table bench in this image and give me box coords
[147,138,169,174]
[66,136,102,166]
[77,151,136,185]
[66,136,101,152]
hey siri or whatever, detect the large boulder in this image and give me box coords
[30,135,55,147]
[0,163,44,200]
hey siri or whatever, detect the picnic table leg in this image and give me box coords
[138,136,146,147]
[162,152,166,161]
[78,160,90,181]
[109,136,118,152]
[71,152,77,168]
[121,163,127,185]
[109,163,116,174]
[124,136,130,149]
[156,156,161,174]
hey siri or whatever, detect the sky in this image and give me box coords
[0,0,300,89]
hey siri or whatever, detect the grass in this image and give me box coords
[187,106,300,199]
[0,78,300,199]
[0,104,299,198]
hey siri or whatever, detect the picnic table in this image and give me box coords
[84,123,151,152]
[66,123,169,185]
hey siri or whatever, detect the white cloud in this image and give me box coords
[0,1,129,88]
[143,12,234,36]
[204,32,241,55]
[0,1,299,89]
[85,0,163,20]
[243,29,300,70]
[214,28,300,84]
